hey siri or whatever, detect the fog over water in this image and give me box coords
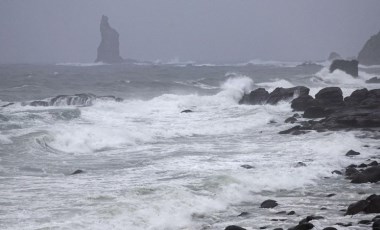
[1,0,380,64]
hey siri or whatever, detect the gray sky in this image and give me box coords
[0,0,380,64]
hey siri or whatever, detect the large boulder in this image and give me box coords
[329,59,359,77]
[345,194,380,215]
[260,199,278,208]
[351,166,380,184]
[95,15,124,63]
[365,194,380,213]
[344,88,369,106]
[266,86,309,105]
[239,88,269,105]
[315,87,344,107]
[358,31,380,66]
[291,95,319,111]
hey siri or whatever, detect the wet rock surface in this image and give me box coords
[240,86,309,105]
[329,59,359,77]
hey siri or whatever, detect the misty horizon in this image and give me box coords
[1,0,380,64]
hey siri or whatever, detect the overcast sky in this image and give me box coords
[0,0,380,64]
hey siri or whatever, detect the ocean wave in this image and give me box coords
[243,59,301,67]
[359,64,380,69]
[56,62,108,67]
[0,131,12,144]
[24,94,123,107]
[174,78,219,90]
[43,76,282,154]
[256,79,295,89]
[311,66,374,86]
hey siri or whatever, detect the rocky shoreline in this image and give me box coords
[225,151,380,230]
[227,86,380,230]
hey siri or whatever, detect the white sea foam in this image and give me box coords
[359,64,380,69]
[256,79,295,89]
[244,59,301,67]
[45,76,258,154]
[0,131,12,144]
[312,66,373,87]
[2,70,380,229]
[174,78,219,90]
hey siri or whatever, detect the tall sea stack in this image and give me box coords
[358,31,380,66]
[95,15,123,63]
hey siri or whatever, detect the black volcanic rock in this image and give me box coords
[239,86,309,105]
[303,106,332,119]
[321,107,380,129]
[239,88,269,105]
[351,166,380,183]
[225,225,246,230]
[344,88,369,106]
[291,95,319,111]
[374,220,380,230]
[315,87,344,107]
[289,223,314,230]
[343,88,380,108]
[365,194,380,213]
[345,200,369,215]
[70,169,84,175]
[285,117,297,123]
[95,15,123,63]
[260,199,278,208]
[358,31,380,66]
[266,86,310,105]
[346,150,360,156]
[329,59,359,77]
[346,194,380,216]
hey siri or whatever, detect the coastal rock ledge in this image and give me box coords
[95,15,124,63]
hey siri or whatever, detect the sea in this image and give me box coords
[0,60,380,230]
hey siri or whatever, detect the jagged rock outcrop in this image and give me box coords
[283,87,380,132]
[328,52,342,61]
[291,95,317,111]
[329,59,359,77]
[239,86,309,105]
[28,93,123,107]
[95,15,123,63]
[358,31,380,66]
[266,86,309,105]
[345,194,380,215]
[239,88,269,105]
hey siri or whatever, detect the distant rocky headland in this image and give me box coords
[358,31,380,66]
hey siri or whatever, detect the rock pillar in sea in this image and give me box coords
[358,30,380,66]
[95,15,124,63]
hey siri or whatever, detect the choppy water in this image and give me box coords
[0,62,380,230]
